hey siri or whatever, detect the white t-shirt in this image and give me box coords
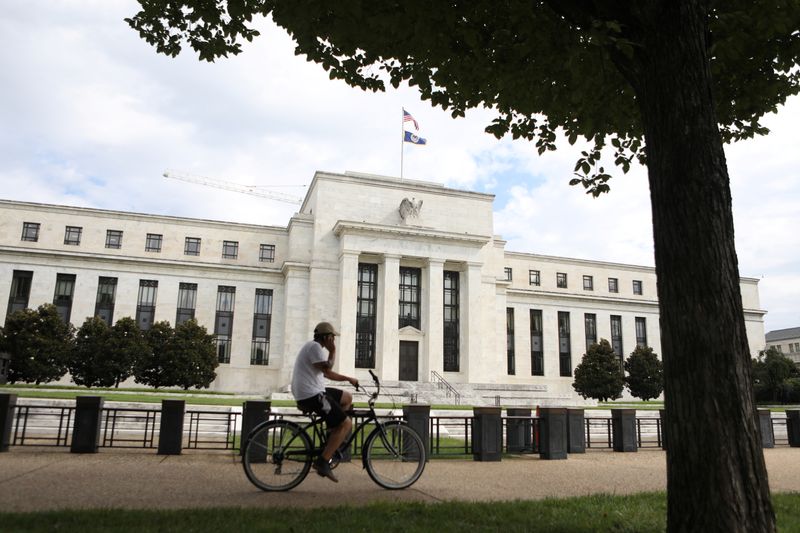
[291,340,329,401]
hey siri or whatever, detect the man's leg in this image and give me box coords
[321,417,352,461]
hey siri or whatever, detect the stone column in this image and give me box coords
[337,250,360,377]
[279,262,310,384]
[461,262,483,381]
[423,258,444,381]
[378,254,400,380]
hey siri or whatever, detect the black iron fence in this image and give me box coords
[1,394,796,457]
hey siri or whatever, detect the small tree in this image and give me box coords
[1,304,73,384]
[109,317,148,387]
[624,345,664,401]
[69,317,115,387]
[170,319,218,390]
[752,347,800,403]
[133,321,175,389]
[572,339,624,402]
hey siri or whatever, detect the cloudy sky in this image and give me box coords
[1,2,797,334]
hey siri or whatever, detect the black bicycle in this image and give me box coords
[242,370,426,491]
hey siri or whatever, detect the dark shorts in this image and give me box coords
[296,388,347,429]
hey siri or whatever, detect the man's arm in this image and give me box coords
[314,336,357,387]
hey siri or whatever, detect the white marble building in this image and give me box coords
[0,171,767,402]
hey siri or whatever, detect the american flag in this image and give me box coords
[403,109,419,130]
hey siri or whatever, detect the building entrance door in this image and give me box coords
[399,341,419,381]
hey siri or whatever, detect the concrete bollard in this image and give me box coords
[786,410,800,448]
[472,407,502,461]
[1,393,17,452]
[758,409,774,449]
[612,409,638,452]
[158,399,185,455]
[539,407,568,460]
[567,408,586,453]
[71,396,104,453]
[240,400,271,457]
[506,408,533,453]
[403,404,431,460]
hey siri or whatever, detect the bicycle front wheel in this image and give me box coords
[363,421,426,489]
[242,420,312,491]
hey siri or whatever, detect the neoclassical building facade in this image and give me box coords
[0,171,767,401]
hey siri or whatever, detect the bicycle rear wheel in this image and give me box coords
[242,420,312,491]
[363,421,426,489]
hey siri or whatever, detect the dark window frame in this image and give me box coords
[136,280,158,331]
[145,233,163,252]
[557,272,568,288]
[584,313,597,351]
[251,288,273,365]
[95,276,118,325]
[7,270,33,317]
[64,226,82,246]
[259,244,276,263]
[215,286,236,363]
[21,222,40,242]
[53,273,76,323]
[529,269,540,286]
[558,311,572,377]
[184,237,201,256]
[611,315,624,365]
[222,240,239,259]
[356,263,378,368]
[506,307,515,375]
[176,282,198,325]
[504,267,513,282]
[583,275,594,291]
[399,267,421,329]
[105,230,123,249]
[443,270,460,372]
[530,309,544,376]
[633,280,643,295]
[635,316,648,348]
[608,277,619,293]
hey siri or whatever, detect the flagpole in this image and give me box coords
[400,108,404,180]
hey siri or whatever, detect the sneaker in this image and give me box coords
[313,457,339,483]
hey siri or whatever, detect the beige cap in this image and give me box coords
[314,321,339,336]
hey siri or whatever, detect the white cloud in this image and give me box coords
[1,1,797,333]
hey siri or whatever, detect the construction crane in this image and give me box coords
[163,170,304,205]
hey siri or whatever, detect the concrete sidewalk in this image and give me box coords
[1,448,798,512]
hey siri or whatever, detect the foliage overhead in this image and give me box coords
[0,304,74,385]
[573,339,625,402]
[126,1,800,195]
[624,345,664,401]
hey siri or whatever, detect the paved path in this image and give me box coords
[1,448,799,512]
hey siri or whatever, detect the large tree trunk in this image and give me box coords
[631,2,775,531]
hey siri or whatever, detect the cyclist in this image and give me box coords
[290,321,358,483]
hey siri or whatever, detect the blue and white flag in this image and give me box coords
[404,131,427,145]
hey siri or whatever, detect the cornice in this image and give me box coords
[333,220,491,246]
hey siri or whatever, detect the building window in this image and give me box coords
[215,286,236,364]
[64,226,82,246]
[611,315,624,365]
[557,272,568,288]
[583,275,594,291]
[184,237,201,256]
[504,267,513,282]
[105,230,123,249]
[53,273,76,324]
[7,270,33,317]
[635,317,648,348]
[21,222,40,242]
[443,270,460,372]
[529,270,540,286]
[259,244,276,263]
[506,308,515,375]
[608,278,619,293]
[222,240,239,259]
[145,233,162,252]
[584,313,597,351]
[399,267,421,329]
[633,280,643,295]
[558,311,571,377]
[251,288,273,365]
[530,309,544,376]
[356,263,378,368]
[95,277,117,325]
[136,280,158,331]
[176,282,197,325]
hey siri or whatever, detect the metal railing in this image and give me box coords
[186,410,240,450]
[12,405,74,447]
[102,407,159,448]
[430,370,461,405]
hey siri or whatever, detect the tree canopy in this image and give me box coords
[572,339,624,402]
[624,345,664,401]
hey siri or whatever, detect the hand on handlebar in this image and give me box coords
[349,376,360,390]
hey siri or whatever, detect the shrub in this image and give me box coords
[573,339,624,402]
[1,304,73,384]
[624,345,664,401]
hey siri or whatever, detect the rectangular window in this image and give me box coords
[506,307,515,375]
[64,226,82,245]
[635,317,648,348]
[608,277,619,293]
[176,282,198,325]
[583,275,594,291]
[251,288,273,365]
[259,244,276,263]
[215,286,236,363]
[53,273,76,323]
[633,280,643,295]
[529,270,540,286]
[145,233,162,252]
[530,309,544,376]
[95,277,117,325]
[611,315,624,364]
[584,313,597,351]
[7,270,33,317]
[21,222,40,242]
[399,267,421,329]
[504,267,513,282]
[356,263,378,368]
[558,311,572,377]
[136,280,158,330]
[557,272,568,288]
[222,240,239,259]
[184,237,201,256]
[443,270,460,372]
[105,230,123,249]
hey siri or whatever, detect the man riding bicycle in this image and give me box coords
[290,321,359,483]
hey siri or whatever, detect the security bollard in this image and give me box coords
[612,409,638,452]
[567,408,585,454]
[506,408,533,453]
[539,407,568,460]
[1,393,16,452]
[758,409,774,449]
[403,404,431,460]
[786,410,800,448]
[158,399,185,455]
[71,396,104,453]
[472,407,502,461]
[240,400,271,457]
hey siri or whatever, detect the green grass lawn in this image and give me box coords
[1,493,798,532]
